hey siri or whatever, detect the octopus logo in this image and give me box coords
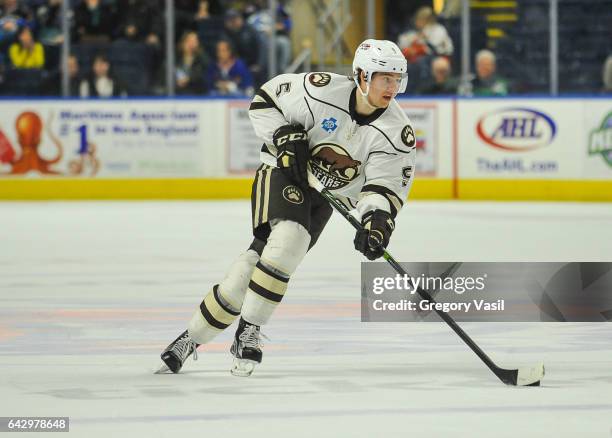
[309,143,361,189]
[0,111,63,175]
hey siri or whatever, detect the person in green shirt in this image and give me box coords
[469,49,509,96]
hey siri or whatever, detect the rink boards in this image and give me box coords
[0,97,610,201]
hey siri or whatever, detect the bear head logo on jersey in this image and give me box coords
[309,143,361,189]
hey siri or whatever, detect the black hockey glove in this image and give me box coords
[273,124,310,188]
[354,210,395,260]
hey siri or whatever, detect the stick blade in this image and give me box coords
[516,362,545,386]
[496,362,545,386]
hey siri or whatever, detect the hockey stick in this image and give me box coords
[307,172,544,386]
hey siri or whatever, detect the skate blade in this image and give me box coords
[154,363,171,374]
[230,358,257,377]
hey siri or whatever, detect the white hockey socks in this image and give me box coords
[241,220,311,326]
[188,250,259,344]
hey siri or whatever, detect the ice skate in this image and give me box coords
[230,318,265,377]
[156,330,199,374]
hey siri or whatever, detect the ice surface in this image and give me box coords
[1,200,611,437]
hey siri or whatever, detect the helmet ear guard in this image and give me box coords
[354,68,372,99]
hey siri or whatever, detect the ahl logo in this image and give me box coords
[476,107,557,151]
[588,111,612,167]
[321,117,338,133]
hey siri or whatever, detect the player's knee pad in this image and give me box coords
[241,220,311,326]
[261,219,311,275]
[188,250,259,344]
[218,249,260,309]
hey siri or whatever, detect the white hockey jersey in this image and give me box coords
[248,72,416,219]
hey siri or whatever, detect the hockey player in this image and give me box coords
[158,39,416,377]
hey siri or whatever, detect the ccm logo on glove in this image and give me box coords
[273,124,310,188]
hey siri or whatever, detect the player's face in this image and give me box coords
[368,72,403,108]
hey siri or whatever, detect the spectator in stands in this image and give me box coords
[0,0,32,47]
[467,49,509,96]
[206,39,253,96]
[194,0,225,58]
[195,0,210,20]
[439,0,461,18]
[74,0,114,43]
[113,0,164,96]
[603,55,612,93]
[176,30,208,95]
[35,0,63,45]
[0,0,31,23]
[68,54,82,96]
[80,53,126,98]
[175,0,223,43]
[398,6,453,64]
[9,25,44,69]
[246,0,293,75]
[116,0,163,46]
[418,56,456,95]
[223,9,261,84]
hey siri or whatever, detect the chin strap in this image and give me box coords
[356,82,381,111]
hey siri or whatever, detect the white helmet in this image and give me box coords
[352,39,408,94]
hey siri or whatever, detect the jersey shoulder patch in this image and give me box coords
[308,72,332,87]
[401,124,416,147]
[303,72,355,111]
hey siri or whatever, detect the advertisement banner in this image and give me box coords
[1,97,609,188]
[458,100,582,179]
[0,100,213,178]
[399,103,438,176]
[584,101,612,179]
[227,101,262,174]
